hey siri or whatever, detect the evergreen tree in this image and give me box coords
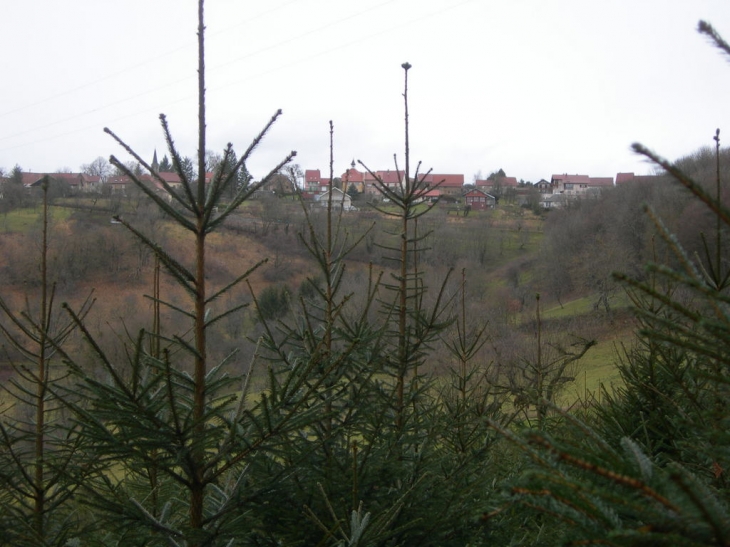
[501,20,730,546]
[158,154,173,172]
[9,164,22,185]
[243,64,509,547]
[346,183,359,200]
[215,147,251,199]
[0,179,94,546]
[3,164,25,209]
[180,155,195,181]
[487,168,506,181]
[56,2,330,545]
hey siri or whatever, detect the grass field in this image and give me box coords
[546,295,637,407]
[0,205,76,232]
[567,338,626,403]
[543,291,632,320]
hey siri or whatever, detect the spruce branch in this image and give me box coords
[632,144,730,227]
[698,21,730,63]
[160,113,198,208]
[108,153,197,229]
[110,215,197,296]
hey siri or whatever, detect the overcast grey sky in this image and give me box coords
[2,0,730,183]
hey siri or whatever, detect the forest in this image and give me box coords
[1,3,730,546]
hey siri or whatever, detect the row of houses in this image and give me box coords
[9,170,216,195]
[17,172,102,191]
[3,169,294,200]
[305,165,664,209]
[539,172,664,207]
[3,160,662,211]
[305,166,467,197]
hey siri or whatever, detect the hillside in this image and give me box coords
[0,192,638,395]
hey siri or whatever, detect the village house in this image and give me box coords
[341,161,364,194]
[259,173,296,194]
[359,169,405,195]
[534,178,552,192]
[304,169,329,193]
[380,170,406,192]
[104,171,213,196]
[155,171,184,192]
[21,172,100,193]
[422,188,441,202]
[550,173,614,196]
[474,176,518,194]
[427,173,464,196]
[362,170,379,195]
[106,175,132,194]
[315,187,353,210]
[540,193,567,209]
[300,165,648,211]
[463,188,496,210]
[307,165,467,200]
[550,173,589,195]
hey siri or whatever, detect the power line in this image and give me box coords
[0,0,399,146]
[0,0,301,120]
[210,0,479,94]
[0,0,476,156]
[0,76,194,144]
[207,0,398,72]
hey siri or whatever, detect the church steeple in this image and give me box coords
[151,149,159,172]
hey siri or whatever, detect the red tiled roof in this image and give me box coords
[153,171,212,184]
[342,168,364,183]
[305,169,321,182]
[363,171,378,183]
[21,172,88,186]
[352,170,464,188]
[431,174,464,188]
[417,173,433,184]
[157,171,181,183]
[378,170,405,185]
[475,176,517,188]
[551,174,590,184]
[21,172,47,186]
[464,188,495,198]
[615,172,634,185]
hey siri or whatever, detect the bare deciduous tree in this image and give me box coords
[81,156,111,182]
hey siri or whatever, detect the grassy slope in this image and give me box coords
[0,206,73,231]
[0,201,632,399]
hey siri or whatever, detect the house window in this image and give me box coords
[565,183,573,190]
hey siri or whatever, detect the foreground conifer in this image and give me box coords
[0,180,94,546]
[501,20,730,547]
[53,2,339,545]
